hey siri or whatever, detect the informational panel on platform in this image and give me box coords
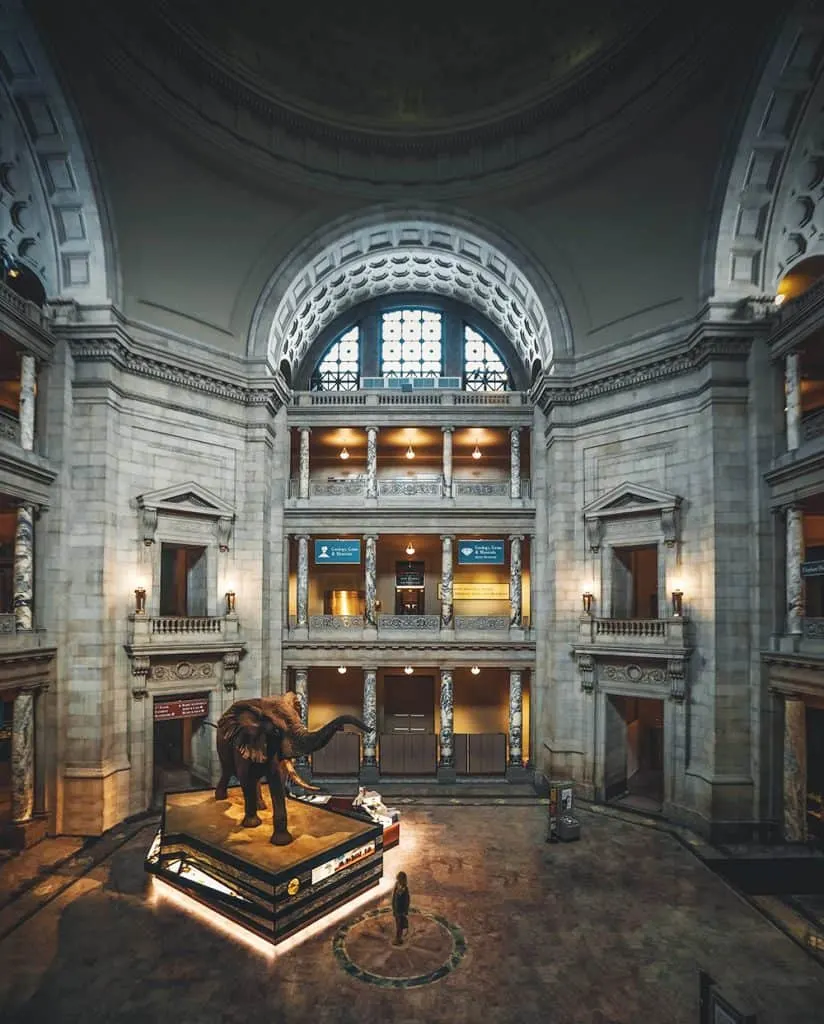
[314,539,361,564]
[457,539,505,564]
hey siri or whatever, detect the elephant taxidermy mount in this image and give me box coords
[215,692,367,845]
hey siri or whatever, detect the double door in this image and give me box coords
[380,675,436,774]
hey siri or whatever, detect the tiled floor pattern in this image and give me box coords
[1,805,823,1023]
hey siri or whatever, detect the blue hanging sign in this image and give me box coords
[457,539,505,565]
[314,539,361,564]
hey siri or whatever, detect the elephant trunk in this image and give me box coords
[292,715,367,756]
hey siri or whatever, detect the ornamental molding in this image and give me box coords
[583,481,682,551]
[572,648,690,702]
[68,336,290,409]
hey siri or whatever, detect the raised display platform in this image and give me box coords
[145,787,383,943]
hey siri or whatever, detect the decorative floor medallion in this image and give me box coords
[333,907,467,988]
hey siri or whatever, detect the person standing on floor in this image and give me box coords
[391,871,410,945]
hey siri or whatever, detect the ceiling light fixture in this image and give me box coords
[339,447,350,460]
[404,665,414,675]
[337,665,347,674]
[472,445,482,460]
[405,541,416,556]
[774,293,786,307]
[470,665,480,675]
[405,445,415,460]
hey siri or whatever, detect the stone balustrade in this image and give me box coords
[0,407,20,444]
[289,614,530,638]
[129,614,240,647]
[803,618,824,640]
[578,616,689,647]
[801,409,824,444]
[292,391,528,407]
[289,475,532,500]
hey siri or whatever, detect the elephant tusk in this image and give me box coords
[283,759,321,792]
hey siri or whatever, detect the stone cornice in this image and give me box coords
[282,641,536,661]
[67,336,290,410]
[532,326,757,414]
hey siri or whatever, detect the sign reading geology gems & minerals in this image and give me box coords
[457,539,505,565]
[314,539,361,564]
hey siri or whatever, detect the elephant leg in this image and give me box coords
[215,739,233,801]
[255,778,268,811]
[239,763,261,828]
[268,764,293,845]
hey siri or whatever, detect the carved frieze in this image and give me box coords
[600,663,667,685]
[150,662,214,681]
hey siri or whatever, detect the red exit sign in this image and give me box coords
[154,696,209,721]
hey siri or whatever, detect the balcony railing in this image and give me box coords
[803,618,824,640]
[802,409,824,444]
[290,614,528,637]
[308,615,364,631]
[151,616,225,635]
[292,391,528,407]
[0,407,19,445]
[377,614,440,632]
[579,616,689,646]
[129,614,241,646]
[288,476,532,499]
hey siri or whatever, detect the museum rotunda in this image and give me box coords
[0,0,821,862]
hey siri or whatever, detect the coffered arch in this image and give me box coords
[251,209,571,379]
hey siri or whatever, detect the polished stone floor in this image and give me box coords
[1,804,823,1023]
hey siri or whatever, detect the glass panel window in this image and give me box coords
[463,325,511,391]
[310,326,360,391]
[381,310,442,377]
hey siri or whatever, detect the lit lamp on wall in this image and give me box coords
[225,590,236,614]
[404,665,414,675]
[582,588,594,615]
[134,587,146,615]
[671,587,684,618]
[470,665,480,675]
[337,665,347,675]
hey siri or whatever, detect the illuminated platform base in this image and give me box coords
[145,787,384,944]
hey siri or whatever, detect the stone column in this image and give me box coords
[508,670,523,768]
[509,534,523,628]
[13,503,34,631]
[442,427,453,497]
[296,534,309,628]
[510,426,521,499]
[365,534,378,627]
[786,505,804,635]
[366,427,378,499]
[361,668,378,780]
[783,697,807,842]
[438,668,454,773]
[440,535,454,629]
[11,688,34,823]
[19,353,35,451]
[786,351,801,452]
[294,668,309,769]
[298,427,310,499]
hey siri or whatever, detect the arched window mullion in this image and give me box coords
[463,325,512,392]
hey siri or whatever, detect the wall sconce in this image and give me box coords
[671,589,684,617]
[404,665,414,675]
[337,665,347,674]
[405,541,416,556]
[582,590,593,615]
[339,447,350,460]
[134,588,146,614]
[470,665,480,675]
[225,591,236,614]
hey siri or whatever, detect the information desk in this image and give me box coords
[145,787,383,944]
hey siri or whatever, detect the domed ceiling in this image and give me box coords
[158,0,661,141]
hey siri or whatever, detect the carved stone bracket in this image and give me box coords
[667,657,687,702]
[217,516,233,553]
[577,653,595,692]
[660,507,679,547]
[586,518,603,553]
[132,654,151,699]
[222,651,240,692]
[140,508,157,547]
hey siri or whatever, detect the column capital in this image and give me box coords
[441,425,454,434]
[294,532,311,541]
[509,425,521,434]
[365,424,379,434]
[363,532,379,541]
[440,533,455,541]
[298,425,312,434]
[508,533,524,542]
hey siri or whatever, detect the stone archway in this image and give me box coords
[250,209,570,379]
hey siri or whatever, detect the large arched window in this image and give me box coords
[310,326,360,391]
[463,325,511,392]
[380,309,442,378]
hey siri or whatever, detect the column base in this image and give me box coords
[359,764,379,785]
[779,634,802,653]
[0,813,48,851]
[507,764,530,783]
[437,766,457,784]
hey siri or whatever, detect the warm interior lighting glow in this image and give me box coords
[470,665,480,675]
[472,445,482,460]
[405,541,416,555]
[337,665,347,674]
[774,293,786,306]
[225,590,236,614]
[671,588,684,617]
[405,445,415,460]
[7,267,19,279]
[404,665,414,675]
[339,447,350,460]
[134,587,146,614]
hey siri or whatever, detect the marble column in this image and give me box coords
[296,534,309,628]
[786,505,804,635]
[508,669,523,767]
[13,503,34,631]
[365,534,377,626]
[509,534,523,628]
[438,669,454,768]
[298,427,310,499]
[510,426,521,499]
[11,688,34,823]
[294,669,309,769]
[783,696,807,842]
[362,669,377,768]
[19,353,35,451]
[785,351,801,452]
[440,535,454,629]
[366,427,378,498]
[442,427,453,498]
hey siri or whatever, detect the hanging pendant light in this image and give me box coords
[337,665,347,674]
[405,541,416,556]
[405,444,415,460]
[471,665,480,675]
[404,665,414,675]
[339,446,350,460]
[472,444,482,460]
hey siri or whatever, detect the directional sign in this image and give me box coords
[314,539,361,564]
[457,539,505,565]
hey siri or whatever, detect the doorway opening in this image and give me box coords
[380,674,436,775]
[152,693,210,805]
[611,545,658,618]
[159,544,208,617]
[604,694,664,812]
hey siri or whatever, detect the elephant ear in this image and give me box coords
[222,703,279,764]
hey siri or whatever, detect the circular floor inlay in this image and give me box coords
[333,907,467,988]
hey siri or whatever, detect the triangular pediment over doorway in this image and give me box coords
[136,481,235,519]
[583,481,681,520]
